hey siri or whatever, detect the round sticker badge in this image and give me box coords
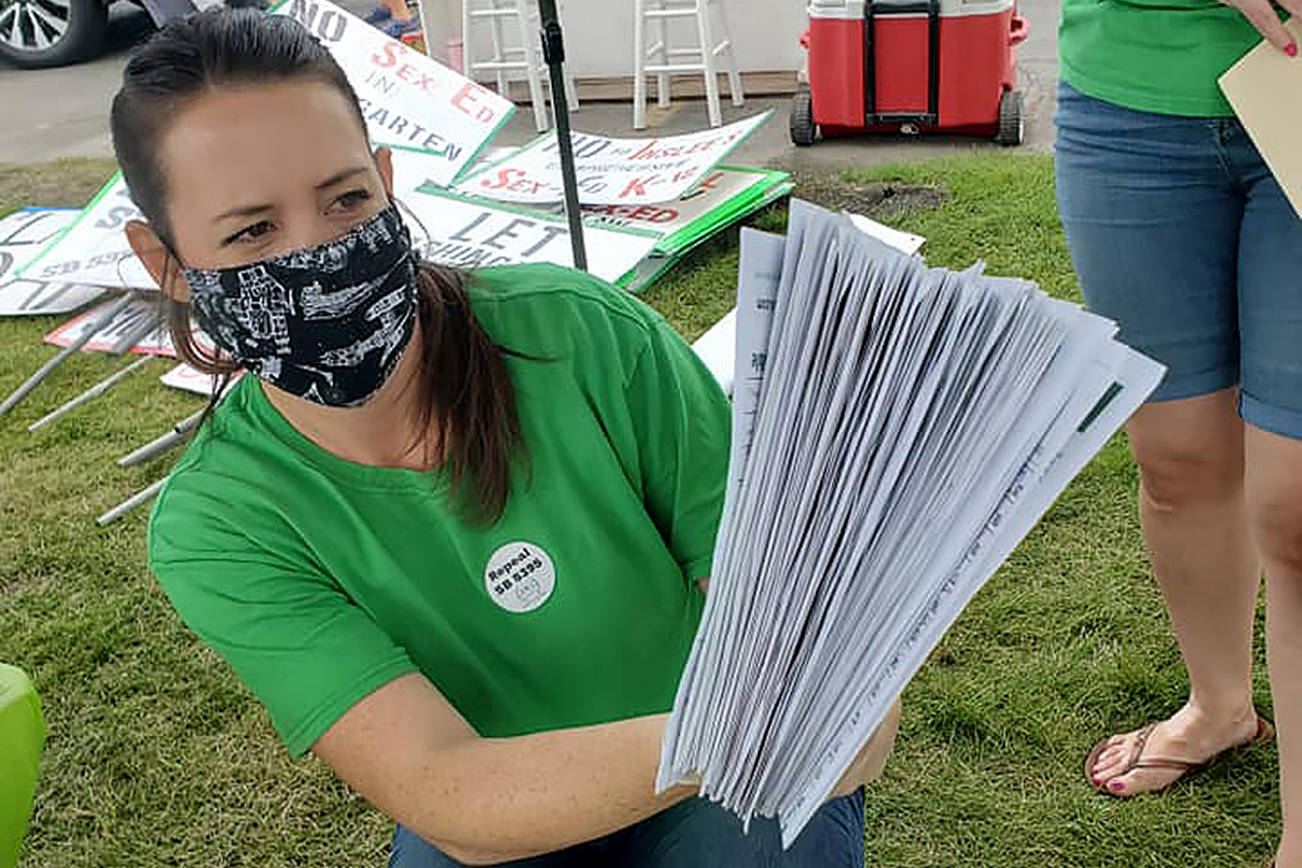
[484,541,556,613]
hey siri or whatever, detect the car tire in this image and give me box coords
[0,0,108,69]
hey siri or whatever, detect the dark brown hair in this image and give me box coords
[109,7,524,524]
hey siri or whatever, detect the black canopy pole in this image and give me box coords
[536,0,587,271]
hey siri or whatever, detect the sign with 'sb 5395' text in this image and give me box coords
[272,0,513,188]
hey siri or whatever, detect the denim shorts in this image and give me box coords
[386,788,866,868]
[1054,81,1302,439]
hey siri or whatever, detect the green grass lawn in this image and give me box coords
[0,154,1277,868]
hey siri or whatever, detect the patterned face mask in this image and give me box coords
[183,203,419,408]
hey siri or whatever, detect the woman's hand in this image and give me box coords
[1220,0,1301,55]
[830,698,903,800]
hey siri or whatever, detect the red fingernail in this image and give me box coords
[1287,43,1298,57]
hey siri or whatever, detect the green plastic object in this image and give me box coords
[0,664,43,868]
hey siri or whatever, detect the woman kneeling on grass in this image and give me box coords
[116,9,900,867]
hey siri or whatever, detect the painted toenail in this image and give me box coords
[1108,780,1125,792]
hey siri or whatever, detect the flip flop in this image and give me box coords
[1084,715,1275,797]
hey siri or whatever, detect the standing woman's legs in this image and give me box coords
[1089,391,1261,794]
[1055,86,1265,795]
[1250,427,1302,867]
[1232,126,1302,865]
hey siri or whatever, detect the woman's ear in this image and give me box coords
[374,145,394,199]
[125,220,191,302]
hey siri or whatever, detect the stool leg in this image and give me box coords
[488,0,510,97]
[633,0,647,129]
[713,0,745,107]
[461,0,474,86]
[565,69,581,110]
[655,0,670,107]
[560,0,579,109]
[516,0,549,132]
[695,0,722,127]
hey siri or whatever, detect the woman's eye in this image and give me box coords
[224,221,274,245]
[332,189,372,211]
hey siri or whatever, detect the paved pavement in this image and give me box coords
[0,0,1059,172]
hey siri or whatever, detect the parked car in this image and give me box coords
[0,0,118,68]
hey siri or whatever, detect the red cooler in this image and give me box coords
[791,0,1028,145]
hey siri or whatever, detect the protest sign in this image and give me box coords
[16,175,156,291]
[396,143,794,292]
[45,295,174,356]
[455,111,773,205]
[404,187,659,285]
[0,209,107,315]
[402,149,790,252]
[272,0,513,187]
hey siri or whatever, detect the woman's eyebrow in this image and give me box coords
[215,202,273,222]
[315,166,369,190]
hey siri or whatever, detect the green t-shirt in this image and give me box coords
[148,263,730,757]
[1059,0,1268,116]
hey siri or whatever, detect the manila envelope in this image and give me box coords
[1219,17,1302,220]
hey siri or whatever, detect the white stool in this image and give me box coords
[633,0,744,130]
[461,0,580,133]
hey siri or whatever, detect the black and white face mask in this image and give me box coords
[183,203,418,408]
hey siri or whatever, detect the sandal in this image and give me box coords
[1084,714,1275,797]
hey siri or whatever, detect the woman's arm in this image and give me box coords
[314,669,900,865]
[313,672,697,865]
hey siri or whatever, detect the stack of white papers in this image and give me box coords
[656,200,1165,847]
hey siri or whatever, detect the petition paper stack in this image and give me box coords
[656,200,1166,846]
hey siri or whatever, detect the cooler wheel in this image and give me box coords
[995,90,1024,146]
[790,90,817,147]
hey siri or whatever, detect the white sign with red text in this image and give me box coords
[44,295,175,356]
[454,111,773,205]
[0,209,108,315]
[273,0,513,187]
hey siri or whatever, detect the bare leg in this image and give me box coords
[1246,425,1302,867]
[1090,389,1263,794]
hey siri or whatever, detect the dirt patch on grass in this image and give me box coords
[792,174,949,221]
